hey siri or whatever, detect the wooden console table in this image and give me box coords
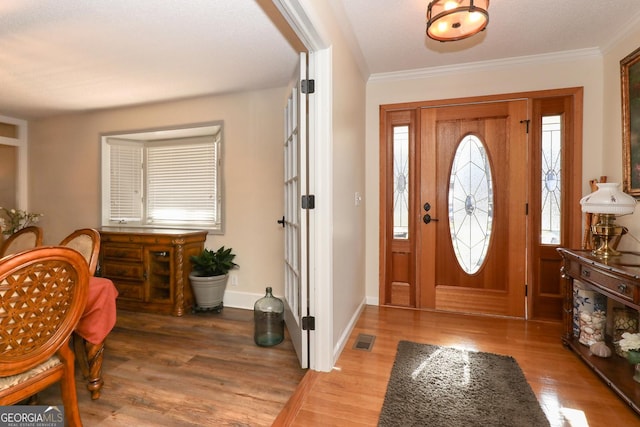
[99,227,207,316]
[558,248,640,414]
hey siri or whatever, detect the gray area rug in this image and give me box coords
[378,341,550,427]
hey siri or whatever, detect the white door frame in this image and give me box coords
[0,115,29,210]
[274,0,334,372]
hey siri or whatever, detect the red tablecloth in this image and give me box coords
[76,277,118,345]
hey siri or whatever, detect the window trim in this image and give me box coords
[100,121,224,234]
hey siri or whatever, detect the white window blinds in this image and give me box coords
[109,142,142,221]
[103,128,222,231]
[146,138,218,226]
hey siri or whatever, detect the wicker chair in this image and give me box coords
[0,226,43,258]
[0,246,89,427]
[60,228,101,276]
[59,228,105,399]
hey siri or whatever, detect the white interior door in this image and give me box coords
[283,53,308,368]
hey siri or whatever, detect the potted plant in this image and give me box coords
[189,246,238,312]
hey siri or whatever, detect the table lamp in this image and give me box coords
[580,183,636,257]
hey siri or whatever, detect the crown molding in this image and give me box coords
[368,48,602,83]
[600,10,640,55]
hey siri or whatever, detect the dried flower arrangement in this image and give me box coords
[0,208,43,236]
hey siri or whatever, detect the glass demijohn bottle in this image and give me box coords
[254,287,284,346]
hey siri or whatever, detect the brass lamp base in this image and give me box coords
[591,214,625,258]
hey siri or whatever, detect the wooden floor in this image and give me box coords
[39,305,639,426]
[38,307,306,426]
[280,306,640,427]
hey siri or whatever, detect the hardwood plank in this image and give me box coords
[289,306,640,427]
[36,308,305,426]
[35,305,640,426]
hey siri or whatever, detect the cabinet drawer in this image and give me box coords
[577,263,636,303]
[102,261,145,280]
[113,281,144,301]
[564,258,582,278]
[103,245,143,261]
[101,233,143,244]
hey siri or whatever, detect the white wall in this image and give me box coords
[365,53,605,303]
[328,19,367,360]
[301,0,367,365]
[602,27,640,250]
[28,87,287,306]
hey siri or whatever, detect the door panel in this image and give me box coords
[419,101,528,317]
[283,53,308,368]
[528,97,574,320]
[381,110,417,307]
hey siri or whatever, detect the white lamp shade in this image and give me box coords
[580,183,636,215]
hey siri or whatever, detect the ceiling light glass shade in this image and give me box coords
[580,183,636,215]
[426,0,489,42]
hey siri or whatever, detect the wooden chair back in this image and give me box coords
[0,226,43,258]
[0,246,89,426]
[60,228,101,276]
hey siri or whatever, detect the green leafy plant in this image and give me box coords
[190,246,238,277]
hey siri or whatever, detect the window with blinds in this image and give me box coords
[101,124,222,232]
[109,141,143,221]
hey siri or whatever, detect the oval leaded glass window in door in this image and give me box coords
[448,134,494,274]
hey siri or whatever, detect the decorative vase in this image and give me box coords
[573,281,607,339]
[578,310,606,346]
[613,307,639,357]
[627,350,640,383]
[254,287,284,347]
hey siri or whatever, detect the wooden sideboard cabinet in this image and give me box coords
[99,228,207,316]
[557,248,640,414]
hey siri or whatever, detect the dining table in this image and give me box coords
[74,276,119,400]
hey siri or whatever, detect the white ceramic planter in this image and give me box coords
[189,273,228,309]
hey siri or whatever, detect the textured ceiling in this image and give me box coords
[0,0,297,119]
[2,0,640,120]
[335,0,640,75]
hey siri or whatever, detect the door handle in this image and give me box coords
[423,214,439,224]
[277,216,285,228]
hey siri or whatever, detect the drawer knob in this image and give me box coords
[581,269,591,278]
[618,283,628,293]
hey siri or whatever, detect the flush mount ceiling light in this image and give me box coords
[426,0,489,42]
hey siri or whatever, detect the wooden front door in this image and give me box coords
[380,89,583,319]
[419,101,528,317]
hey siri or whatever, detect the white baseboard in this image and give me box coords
[332,297,367,364]
[221,289,267,311]
[366,295,379,306]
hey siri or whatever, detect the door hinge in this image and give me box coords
[302,194,315,209]
[525,203,529,215]
[301,79,315,94]
[302,316,315,331]
[525,284,528,297]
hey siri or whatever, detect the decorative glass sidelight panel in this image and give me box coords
[393,126,409,239]
[448,134,493,274]
[541,115,562,244]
